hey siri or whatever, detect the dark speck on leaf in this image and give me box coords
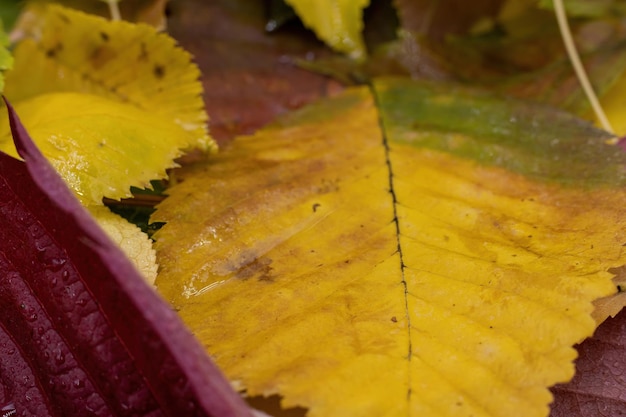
[153,64,165,79]
[391,316,397,323]
[46,43,63,58]
[100,32,110,42]
[138,43,148,61]
[312,203,321,212]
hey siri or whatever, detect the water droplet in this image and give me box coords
[54,353,65,365]
[26,313,38,322]
[73,379,84,388]
[46,258,66,272]
[62,270,70,281]
[34,240,48,252]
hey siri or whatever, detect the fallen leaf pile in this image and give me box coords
[0,1,625,417]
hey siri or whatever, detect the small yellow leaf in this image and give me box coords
[0,92,189,204]
[285,0,369,60]
[597,70,626,136]
[5,4,212,151]
[154,81,626,417]
[88,205,157,285]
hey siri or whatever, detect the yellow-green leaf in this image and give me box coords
[285,0,369,60]
[153,79,626,417]
[0,92,191,204]
[0,22,12,92]
[0,4,213,204]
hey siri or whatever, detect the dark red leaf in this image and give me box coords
[168,0,343,142]
[0,99,253,417]
[550,309,626,417]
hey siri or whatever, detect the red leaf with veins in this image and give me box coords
[550,309,626,417]
[0,100,253,417]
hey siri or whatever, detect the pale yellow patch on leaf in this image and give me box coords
[285,0,369,60]
[154,86,626,417]
[89,205,157,285]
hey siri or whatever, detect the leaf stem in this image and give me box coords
[103,0,121,21]
[553,0,615,134]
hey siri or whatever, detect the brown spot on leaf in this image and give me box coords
[89,45,116,68]
[45,43,63,58]
[391,316,397,323]
[153,64,165,79]
[100,31,110,42]
[235,256,273,281]
[138,42,149,61]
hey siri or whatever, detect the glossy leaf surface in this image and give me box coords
[154,79,626,417]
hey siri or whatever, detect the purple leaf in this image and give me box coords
[0,99,253,417]
[550,308,626,417]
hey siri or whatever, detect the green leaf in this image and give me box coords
[0,20,13,92]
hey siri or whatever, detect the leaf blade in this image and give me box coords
[154,80,626,417]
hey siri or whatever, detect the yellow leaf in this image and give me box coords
[0,92,190,204]
[6,5,209,149]
[597,71,626,135]
[285,0,369,60]
[0,4,213,203]
[88,205,157,285]
[153,80,626,417]
[9,3,209,145]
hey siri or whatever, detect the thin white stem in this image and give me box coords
[553,0,615,134]
[104,0,122,21]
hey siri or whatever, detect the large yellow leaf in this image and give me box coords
[0,4,212,204]
[153,79,626,417]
